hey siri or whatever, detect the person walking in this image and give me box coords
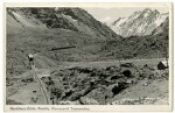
[28,54,35,70]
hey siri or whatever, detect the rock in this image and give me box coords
[21,77,34,83]
[122,70,133,78]
[79,97,99,105]
[120,63,134,68]
[157,61,168,70]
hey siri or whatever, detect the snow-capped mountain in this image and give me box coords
[111,8,168,37]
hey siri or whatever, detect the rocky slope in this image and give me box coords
[7,8,117,39]
[152,17,169,35]
[111,8,168,37]
[7,59,168,105]
[100,33,168,59]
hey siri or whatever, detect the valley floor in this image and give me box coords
[6,58,169,105]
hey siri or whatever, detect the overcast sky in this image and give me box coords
[84,7,169,24]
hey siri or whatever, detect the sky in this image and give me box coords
[84,7,169,24]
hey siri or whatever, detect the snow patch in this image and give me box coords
[155,15,168,27]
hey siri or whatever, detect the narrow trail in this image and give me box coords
[7,67,52,105]
[32,66,52,105]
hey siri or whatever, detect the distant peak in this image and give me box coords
[128,8,153,18]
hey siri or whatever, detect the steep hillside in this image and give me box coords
[8,8,117,39]
[55,8,118,38]
[111,8,168,37]
[6,7,119,78]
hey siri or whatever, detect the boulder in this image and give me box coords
[79,97,99,105]
[157,61,168,70]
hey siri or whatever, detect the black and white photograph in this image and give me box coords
[5,3,172,108]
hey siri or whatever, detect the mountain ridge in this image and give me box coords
[8,8,118,39]
[111,8,168,37]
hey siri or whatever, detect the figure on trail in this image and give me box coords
[28,54,35,70]
[27,53,37,81]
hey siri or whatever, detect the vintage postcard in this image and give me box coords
[4,2,173,112]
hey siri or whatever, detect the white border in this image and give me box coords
[1,2,174,112]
